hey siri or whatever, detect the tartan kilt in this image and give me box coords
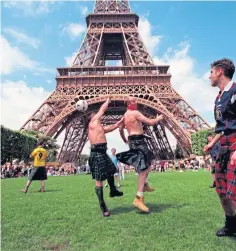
[29,166,47,181]
[88,143,116,181]
[116,135,154,173]
[215,133,236,200]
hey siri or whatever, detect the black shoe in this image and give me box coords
[109,189,123,198]
[216,226,229,237]
[209,182,216,188]
[216,226,236,237]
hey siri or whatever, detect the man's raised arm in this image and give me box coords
[104,117,124,134]
[136,111,164,126]
[94,98,110,120]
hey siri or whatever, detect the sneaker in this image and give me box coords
[21,189,27,193]
[144,183,155,192]
[38,188,45,192]
[133,196,149,213]
[109,189,123,197]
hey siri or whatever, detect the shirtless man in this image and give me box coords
[117,97,164,213]
[88,97,123,217]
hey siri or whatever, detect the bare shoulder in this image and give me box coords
[133,110,143,117]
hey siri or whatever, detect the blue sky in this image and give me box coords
[1,0,236,152]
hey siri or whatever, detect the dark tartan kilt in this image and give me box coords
[88,143,116,181]
[116,135,154,173]
[215,133,236,200]
[29,166,47,181]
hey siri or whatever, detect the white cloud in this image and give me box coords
[62,23,86,39]
[153,42,218,113]
[3,1,54,17]
[80,6,88,16]
[46,80,53,84]
[138,17,162,56]
[65,51,78,66]
[4,28,40,49]
[1,36,37,74]
[0,35,54,75]
[0,80,51,130]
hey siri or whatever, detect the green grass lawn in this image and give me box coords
[1,171,236,251]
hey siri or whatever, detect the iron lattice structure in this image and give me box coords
[21,0,210,163]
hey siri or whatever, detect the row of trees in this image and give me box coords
[1,126,60,164]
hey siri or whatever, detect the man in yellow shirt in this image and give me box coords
[22,140,48,193]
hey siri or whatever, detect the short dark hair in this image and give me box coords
[37,139,46,147]
[211,58,235,79]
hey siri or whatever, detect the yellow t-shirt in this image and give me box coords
[31,146,48,167]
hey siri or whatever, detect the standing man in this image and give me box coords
[111,148,121,187]
[104,148,121,188]
[117,97,164,213]
[204,58,236,237]
[21,139,48,193]
[88,97,123,217]
[119,162,125,181]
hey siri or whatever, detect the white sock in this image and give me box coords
[137,191,144,197]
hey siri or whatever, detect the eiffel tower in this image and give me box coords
[21,0,210,162]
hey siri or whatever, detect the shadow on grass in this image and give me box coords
[229,236,236,242]
[111,203,188,215]
[30,189,62,193]
[147,203,189,214]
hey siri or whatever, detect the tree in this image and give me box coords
[23,130,60,162]
[1,126,37,163]
[1,127,60,164]
[191,128,215,156]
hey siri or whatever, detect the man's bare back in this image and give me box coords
[120,108,164,143]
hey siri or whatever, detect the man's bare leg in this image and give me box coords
[115,175,120,187]
[144,167,155,192]
[40,180,45,192]
[133,169,149,213]
[21,180,31,193]
[95,180,110,217]
[216,194,236,236]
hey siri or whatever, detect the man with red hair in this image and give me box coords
[117,97,163,213]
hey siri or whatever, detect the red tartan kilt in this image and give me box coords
[215,133,236,200]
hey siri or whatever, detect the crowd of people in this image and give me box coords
[1,154,215,180]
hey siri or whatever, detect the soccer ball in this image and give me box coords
[75,100,88,112]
